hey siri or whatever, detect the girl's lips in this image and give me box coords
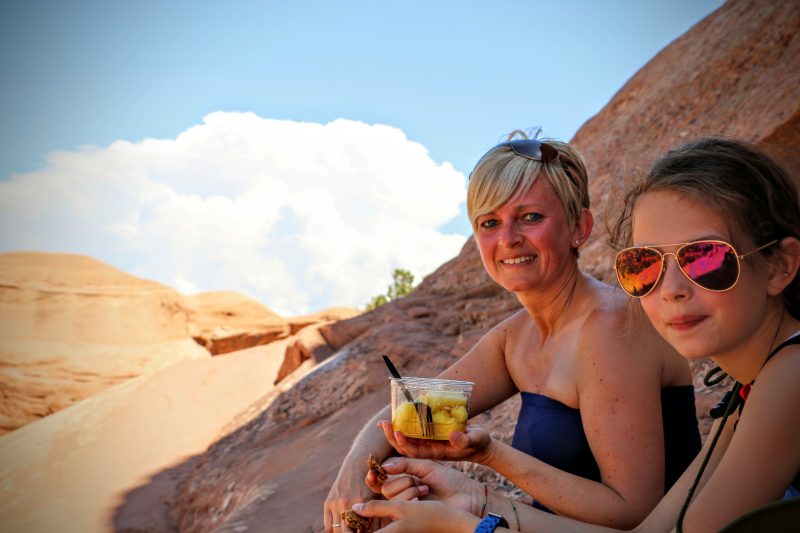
[667,315,707,331]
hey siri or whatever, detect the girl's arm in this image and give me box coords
[676,346,800,532]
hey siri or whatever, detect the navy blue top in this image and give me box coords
[512,385,701,512]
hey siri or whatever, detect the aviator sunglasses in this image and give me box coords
[499,139,559,163]
[614,239,777,298]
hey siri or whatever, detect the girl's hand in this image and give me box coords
[352,500,479,533]
[373,457,483,515]
[377,420,494,463]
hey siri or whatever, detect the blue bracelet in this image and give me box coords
[474,513,509,533]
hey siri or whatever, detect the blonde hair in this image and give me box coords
[467,133,590,233]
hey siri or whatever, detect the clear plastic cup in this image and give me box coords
[390,377,474,440]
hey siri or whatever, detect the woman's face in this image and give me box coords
[474,177,577,295]
[632,190,771,361]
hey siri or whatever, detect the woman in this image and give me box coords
[323,133,700,531]
[352,137,800,532]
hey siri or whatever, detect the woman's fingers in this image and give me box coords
[378,420,404,451]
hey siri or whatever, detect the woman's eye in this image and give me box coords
[480,219,498,229]
[523,212,543,223]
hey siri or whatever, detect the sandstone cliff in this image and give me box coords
[0,252,210,434]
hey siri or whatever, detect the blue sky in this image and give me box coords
[0,0,724,314]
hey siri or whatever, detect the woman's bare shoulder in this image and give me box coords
[486,308,531,337]
[576,288,678,379]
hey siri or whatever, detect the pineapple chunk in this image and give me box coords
[393,401,422,437]
[422,390,468,411]
[451,405,468,423]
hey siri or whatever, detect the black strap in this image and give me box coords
[764,334,800,364]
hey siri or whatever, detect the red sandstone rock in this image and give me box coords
[185,291,291,354]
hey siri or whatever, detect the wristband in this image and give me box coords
[474,513,509,533]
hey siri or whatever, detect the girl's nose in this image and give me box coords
[658,254,693,301]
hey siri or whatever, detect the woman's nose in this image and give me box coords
[499,221,522,246]
[658,255,692,301]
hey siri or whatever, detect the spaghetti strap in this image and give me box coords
[765,333,800,364]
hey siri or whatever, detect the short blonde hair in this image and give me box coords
[467,135,590,232]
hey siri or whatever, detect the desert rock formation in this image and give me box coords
[0,252,210,434]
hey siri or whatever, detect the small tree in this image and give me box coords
[367,268,415,310]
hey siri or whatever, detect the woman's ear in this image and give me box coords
[572,208,594,248]
[767,237,800,296]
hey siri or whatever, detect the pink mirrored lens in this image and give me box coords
[677,242,738,290]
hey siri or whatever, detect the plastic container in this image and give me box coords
[390,377,474,440]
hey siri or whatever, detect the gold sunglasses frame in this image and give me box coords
[614,239,778,298]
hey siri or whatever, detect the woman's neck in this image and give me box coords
[712,306,797,384]
[517,267,593,341]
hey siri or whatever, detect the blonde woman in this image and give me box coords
[323,133,700,531]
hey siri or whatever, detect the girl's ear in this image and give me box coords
[767,237,800,296]
[572,208,594,248]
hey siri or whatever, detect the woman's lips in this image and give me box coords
[667,314,707,331]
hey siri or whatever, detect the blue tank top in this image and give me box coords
[512,385,701,512]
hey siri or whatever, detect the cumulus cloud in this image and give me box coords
[0,112,468,315]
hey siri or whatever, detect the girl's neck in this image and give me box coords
[712,306,797,383]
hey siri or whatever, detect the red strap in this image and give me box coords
[739,383,752,402]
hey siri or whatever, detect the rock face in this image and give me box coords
[0,252,209,434]
[162,1,800,532]
[186,291,359,357]
[185,291,290,354]
[573,0,800,278]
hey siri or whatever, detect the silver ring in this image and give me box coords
[332,524,341,528]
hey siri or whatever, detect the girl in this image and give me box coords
[353,138,800,532]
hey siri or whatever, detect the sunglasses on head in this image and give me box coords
[614,239,778,298]
[498,139,559,163]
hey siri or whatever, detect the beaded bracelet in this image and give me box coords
[507,497,520,532]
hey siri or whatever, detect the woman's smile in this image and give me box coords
[500,255,535,266]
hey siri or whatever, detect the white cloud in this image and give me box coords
[0,112,468,315]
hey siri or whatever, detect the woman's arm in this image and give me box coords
[323,314,520,530]
[481,310,675,528]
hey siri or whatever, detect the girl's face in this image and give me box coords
[474,177,578,294]
[632,190,772,361]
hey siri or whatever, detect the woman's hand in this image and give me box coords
[351,500,479,533]
[324,458,382,532]
[368,457,483,515]
[378,420,494,463]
